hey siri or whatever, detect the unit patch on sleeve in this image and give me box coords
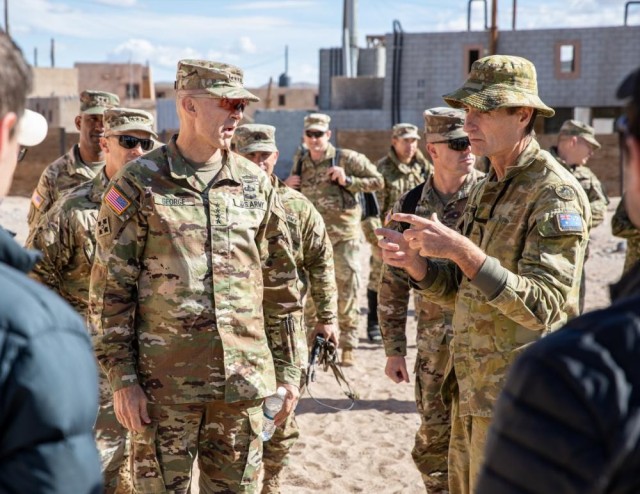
[556,212,582,232]
[97,216,111,237]
[105,185,131,215]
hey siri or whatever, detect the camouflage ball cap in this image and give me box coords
[304,113,331,132]
[559,119,601,149]
[234,124,278,154]
[423,107,468,143]
[175,59,259,102]
[392,123,420,140]
[104,107,158,138]
[443,55,555,118]
[79,90,120,115]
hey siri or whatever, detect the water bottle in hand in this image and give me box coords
[261,386,287,442]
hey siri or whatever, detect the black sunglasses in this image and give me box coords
[432,136,471,151]
[117,135,154,151]
[18,147,27,162]
[305,130,325,139]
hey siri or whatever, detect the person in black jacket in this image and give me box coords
[0,31,103,494]
[476,65,640,494]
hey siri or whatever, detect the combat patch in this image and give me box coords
[31,189,44,209]
[554,184,576,201]
[556,212,583,233]
[97,216,111,237]
[105,185,132,215]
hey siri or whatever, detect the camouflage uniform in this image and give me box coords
[612,195,640,274]
[292,130,383,350]
[27,90,119,231]
[233,124,338,492]
[90,125,305,493]
[416,55,592,494]
[380,168,484,492]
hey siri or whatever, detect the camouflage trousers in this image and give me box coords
[413,329,451,493]
[306,238,361,349]
[261,401,302,491]
[130,400,263,494]
[624,236,640,275]
[447,392,491,494]
[97,374,131,494]
[367,245,383,292]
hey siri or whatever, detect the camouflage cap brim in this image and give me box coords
[396,130,421,140]
[202,85,260,102]
[238,141,277,154]
[108,122,158,139]
[82,105,112,115]
[443,84,555,118]
[425,127,468,143]
[581,133,601,149]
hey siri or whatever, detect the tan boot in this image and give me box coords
[341,348,355,367]
[261,472,281,494]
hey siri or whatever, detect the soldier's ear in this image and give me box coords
[74,115,82,131]
[99,136,109,154]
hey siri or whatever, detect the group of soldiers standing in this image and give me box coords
[20,51,638,494]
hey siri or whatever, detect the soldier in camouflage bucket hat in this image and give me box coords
[379,55,591,494]
[443,55,554,117]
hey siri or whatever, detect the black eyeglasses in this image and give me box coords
[305,130,325,139]
[116,135,154,151]
[18,147,27,162]
[431,136,471,151]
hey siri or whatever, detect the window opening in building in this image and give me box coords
[468,49,480,72]
[278,94,286,106]
[560,44,575,73]
[126,83,140,99]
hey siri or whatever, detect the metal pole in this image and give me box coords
[512,0,517,30]
[490,0,498,54]
[4,0,9,35]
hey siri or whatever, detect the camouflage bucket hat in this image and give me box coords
[304,113,330,132]
[559,119,601,149]
[174,59,260,102]
[423,107,468,143]
[234,124,277,154]
[104,108,158,138]
[392,123,420,140]
[79,90,120,115]
[443,55,555,118]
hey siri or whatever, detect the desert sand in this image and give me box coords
[0,196,627,494]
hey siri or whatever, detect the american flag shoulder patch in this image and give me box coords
[105,185,131,215]
[31,189,44,209]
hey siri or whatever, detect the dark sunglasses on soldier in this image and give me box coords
[432,136,471,152]
[305,130,325,139]
[117,135,154,151]
[217,98,247,113]
[18,147,27,162]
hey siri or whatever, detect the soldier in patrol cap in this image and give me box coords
[378,108,483,492]
[550,118,609,312]
[377,55,591,494]
[27,89,119,232]
[235,123,338,494]
[362,122,431,343]
[284,112,384,366]
[89,59,306,493]
[27,107,157,493]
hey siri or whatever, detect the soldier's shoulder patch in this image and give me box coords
[105,185,132,215]
[556,212,583,233]
[97,216,111,237]
[554,184,576,201]
[31,189,45,209]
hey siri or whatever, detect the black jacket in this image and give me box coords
[476,262,640,494]
[0,227,103,494]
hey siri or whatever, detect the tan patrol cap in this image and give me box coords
[443,55,555,118]
[234,124,278,154]
[304,113,330,132]
[104,107,157,138]
[392,123,420,140]
[79,90,120,115]
[423,107,468,143]
[559,119,601,149]
[174,59,259,102]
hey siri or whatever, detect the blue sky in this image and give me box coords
[10,0,638,87]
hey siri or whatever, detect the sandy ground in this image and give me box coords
[0,196,627,493]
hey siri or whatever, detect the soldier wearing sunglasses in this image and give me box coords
[26,107,157,494]
[377,55,591,494]
[377,108,484,493]
[27,89,119,233]
[89,59,306,494]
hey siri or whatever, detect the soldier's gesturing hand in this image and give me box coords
[375,226,427,281]
[114,384,151,433]
[326,166,348,186]
[274,383,300,426]
[284,175,301,189]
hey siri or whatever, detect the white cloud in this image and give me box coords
[228,1,316,10]
[236,36,257,54]
[95,0,137,6]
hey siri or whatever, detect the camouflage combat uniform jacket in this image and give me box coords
[379,169,485,357]
[612,195,640,274]
[28,144,104,231]
[27,170,109,318]
[274,177,337,327]
[376,148,432,220]
[414,139,591,417]
[292,144,384,242]
[89,137,305,405]
[550,146,609,227]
